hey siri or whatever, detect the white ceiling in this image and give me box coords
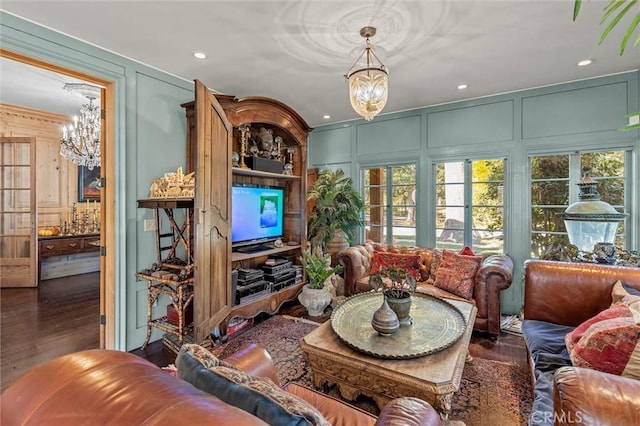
[1,1,638,127]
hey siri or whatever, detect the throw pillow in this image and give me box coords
[611,280,640,305]
[565,303,640,380]
[370,251,422,281]
[433,250,482,300]
[458,246,476,256]
[177,344,330,426]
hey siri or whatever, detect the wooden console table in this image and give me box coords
[38,233,100,280]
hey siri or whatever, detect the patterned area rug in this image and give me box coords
[208,315,532,425]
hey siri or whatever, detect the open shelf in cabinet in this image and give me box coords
[232,167,300,180]
[231,244,302,262]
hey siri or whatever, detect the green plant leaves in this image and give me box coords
[574,0,640,55]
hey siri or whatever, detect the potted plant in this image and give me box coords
[297,250,342,317]
[307,168,365,263]
[369,266,417,325]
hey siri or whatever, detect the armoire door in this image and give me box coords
[193,80,233,343]
[0,137,37,287]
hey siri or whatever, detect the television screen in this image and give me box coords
[232,183,284,249]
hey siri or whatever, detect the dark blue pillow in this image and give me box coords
[622,282,640,296]
[176,344,329,426]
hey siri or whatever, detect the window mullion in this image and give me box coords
[464,159,473,248]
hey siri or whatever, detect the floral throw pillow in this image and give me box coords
[565,303,640,380]
[370,251,422,281]
[433,250,482,300]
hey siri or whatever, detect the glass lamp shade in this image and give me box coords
[347,67,388,121]
[561,199,627,253]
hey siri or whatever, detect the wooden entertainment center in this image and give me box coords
[181,81,313,344]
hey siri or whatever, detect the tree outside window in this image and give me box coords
[435,158,505,253]
[363,164,417,247]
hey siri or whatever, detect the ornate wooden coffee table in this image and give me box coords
[301,295,476,420]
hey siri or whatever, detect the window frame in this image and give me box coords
[527,148,632,257]
[432,156,507,253]
[360,161,418,247]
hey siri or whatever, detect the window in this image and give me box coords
[362,164,417,247]
[435,159,505,253]
[529,150,627,257]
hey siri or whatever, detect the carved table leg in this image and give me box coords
[435,392,453,421]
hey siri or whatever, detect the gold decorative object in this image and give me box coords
[331,292,466,359]
[238,124,250,169]
[148,166,195,198]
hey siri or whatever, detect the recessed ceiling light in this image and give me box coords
[323,115,331,119]
[193,52,207,60]
[457,84,468,90]
[578,59,594,66]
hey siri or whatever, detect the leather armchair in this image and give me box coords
[338,242,514,336]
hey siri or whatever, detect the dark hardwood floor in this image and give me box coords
[2,274,528,393]
[1,272,100,392]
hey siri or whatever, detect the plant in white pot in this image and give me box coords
[298,250,341,317]
[307,168,365,264]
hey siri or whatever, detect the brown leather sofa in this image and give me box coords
[338,242,514,336]
[523,260,640,426]
[1,344,443,426]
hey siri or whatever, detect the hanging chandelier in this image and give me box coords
[345,26,388,121]
[60,83,101,170]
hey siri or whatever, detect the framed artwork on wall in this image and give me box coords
[78,166,101,202]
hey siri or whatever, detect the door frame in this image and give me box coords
[0,48,115,349]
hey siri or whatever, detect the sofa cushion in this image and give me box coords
[522,320,575,424]
[433,250,482,299]
[611,280,640,308]
[565,303,640,380]
[177,344,330,426]
[370,251,422,281]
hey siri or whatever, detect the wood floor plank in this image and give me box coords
[0,273,100,392]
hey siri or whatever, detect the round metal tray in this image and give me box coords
[330,291,467,359]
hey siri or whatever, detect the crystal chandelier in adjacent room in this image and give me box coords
[60,83,101,170]
[344,26,388,121]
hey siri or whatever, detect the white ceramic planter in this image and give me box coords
[298,284,332,317]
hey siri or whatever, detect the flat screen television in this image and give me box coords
[231,183,285,251]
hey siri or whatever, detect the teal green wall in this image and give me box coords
[309,72,640,315]
[3,11,637,344]
[1,12,195,350]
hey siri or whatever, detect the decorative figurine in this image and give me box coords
[258,127,274,154]
[238,124,250,169]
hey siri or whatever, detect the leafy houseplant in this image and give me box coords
[369,266,417,326]
[368,266,417,298]
[573,0,640,55]
[299,250,341,289]
[297,250,342,316]
[307,168,365,254]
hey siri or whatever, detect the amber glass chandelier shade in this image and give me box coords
[347,67,388,121]
[345,26,388,121]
